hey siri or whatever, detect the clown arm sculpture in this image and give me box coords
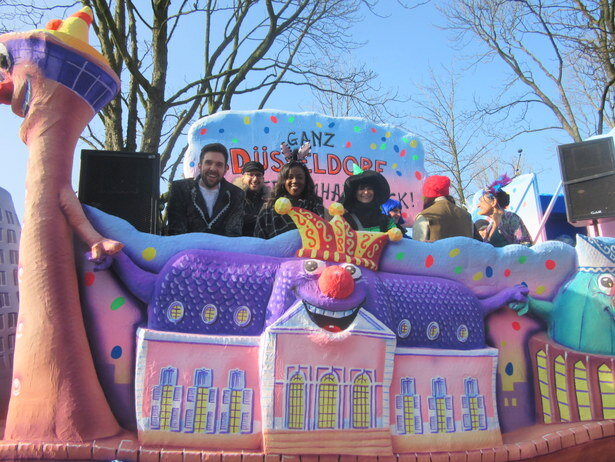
[0,8,123,441]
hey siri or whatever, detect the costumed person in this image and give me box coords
[381,197,409,237]
[166,143,245,236]
[412,175,473,242]
[477,174,532,247]
[233,160,270,236]
[254,143,324,238]
[341,165,396,232]
[474,218,490,241]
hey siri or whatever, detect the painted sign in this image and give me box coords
[184,110,426,223]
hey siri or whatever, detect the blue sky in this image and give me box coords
[0,1,572,219]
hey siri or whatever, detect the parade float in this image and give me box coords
[0,7,613,462]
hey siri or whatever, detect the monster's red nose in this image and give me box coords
[318,265,354,299]
[0,79,13,105]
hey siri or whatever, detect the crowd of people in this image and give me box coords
[166,142,532,247]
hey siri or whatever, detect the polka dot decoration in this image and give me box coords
[110,345,122,359]
[200,128,207,135]
[449,248,460,258]
[505,362,514,376]
[270,115,278,123]
[84,271,95,287]
[110,297,125,311]
[142,247,157,261]
[545,259,556,270]
[425,255,434,268]
[512,321,521,331]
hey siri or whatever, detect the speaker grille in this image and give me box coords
[564,173,615,222]
[558,137,615,182]
[78,150,160,234]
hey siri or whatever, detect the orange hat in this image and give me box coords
[423,175,450,198]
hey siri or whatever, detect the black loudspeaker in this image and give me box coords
[557,137,615,223]
[78,150,160,234]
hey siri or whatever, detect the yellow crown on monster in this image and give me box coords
[275,198,402,271]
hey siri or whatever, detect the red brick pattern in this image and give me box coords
[0,421,613,461]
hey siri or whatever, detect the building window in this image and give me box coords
[7,313,17,328]
[317,373,339,429]
[536,349,552,423]
[397,319,411,338]
[6,229,16,244]
[428,377,454,433]
[150,367,182,432]
[352,373,371,429]
[0,293,9,308]
[201,304,218,325]
[461,378,487,431]
[395,377,422,435]
[286,372,306,429]
[12,269,18,286]
[598,364,615,419]
[554,355,570,422]
[6,211,14,225]
[9,250,18,265]
[8,334,14,350]
[234,306,252,327]
[0,271,5,286]
[184,368,217,434]
[574,361,592,421]
[219,369,253,434]
[166,301,184,323]
[0,250,4,264]
[0,228,3,241]
[427,322,440,340]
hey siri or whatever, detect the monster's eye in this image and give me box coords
[598,275,614,293]
[0,43,11,71]
[303,259,326,275]
[341,263,362,280]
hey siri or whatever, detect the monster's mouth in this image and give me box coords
[303,301,361,333]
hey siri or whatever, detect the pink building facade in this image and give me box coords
[260,302,396,455]
[390,347,501,452]
[135,328,262,450]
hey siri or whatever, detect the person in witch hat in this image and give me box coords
[340,164,397,232]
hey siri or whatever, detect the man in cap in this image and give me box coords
[412,175,473,242]
[167,142,245,236]
[233,160,271,236]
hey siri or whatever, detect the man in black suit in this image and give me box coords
[167,143,245,236]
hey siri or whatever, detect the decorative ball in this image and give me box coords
[274,197,292,215]
[329,202,345,217]
[388,227,403,242]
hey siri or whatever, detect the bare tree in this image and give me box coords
[442,0,615,142]
[410,66,499,205]
[3,1,397,183]
[83,0,397,182]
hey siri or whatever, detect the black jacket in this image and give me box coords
[233,178,271,236]
[254,196,324,239]
[166,176,245,236]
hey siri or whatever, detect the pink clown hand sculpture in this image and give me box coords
[0,8,123,441]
